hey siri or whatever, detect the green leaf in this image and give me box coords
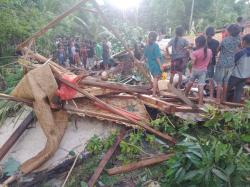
[212,168,229,182]
[185,153,202,166]
[224,164,236,176]
[240,134,250,143]
[175,167,186,184]
[80,181,88,187]
[205,169,212,187]
[184,170,202,180]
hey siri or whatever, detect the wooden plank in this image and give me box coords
[56,76,176,144]
[0,111,34,161]
[107,154,174,176]
[80,78,151,94]
[167,84,197,109]
[88,129,126,187]
[161,92,244,108]
[137,94,176,114]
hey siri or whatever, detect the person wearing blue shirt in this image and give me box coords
[142,31,163,97]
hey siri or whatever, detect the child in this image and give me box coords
[214,24,241,104]
[166,26,189,88]
[80,42,88,69]
[205,26,220,98]
[185,35,212,105]
[74,49,81,67]
[58,44,65,66]
[227,34,250,103]
[143,31,162,97]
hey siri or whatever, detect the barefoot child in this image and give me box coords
[214,24,241,104]
[185,35,212,105]
[143,32,162,97]
[166,26,189,88]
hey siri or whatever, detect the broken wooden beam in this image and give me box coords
[88,129,126,187]
[161,92,244,108]
[107,153,174,176]
[56,76,176,144]
[137,94,176,114]
[80,78,151,94]
[167,84,197,109]
[0,111,34,161]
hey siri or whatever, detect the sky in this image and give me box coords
[97,0,142,9]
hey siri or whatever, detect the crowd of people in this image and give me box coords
[142,17,249,105]
[55,17,249,105]
[55,37,111,70]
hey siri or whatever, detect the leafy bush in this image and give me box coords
[164,136,250,187]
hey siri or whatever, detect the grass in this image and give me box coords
[0,63,24,124]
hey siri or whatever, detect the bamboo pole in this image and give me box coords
[17,0,90,50]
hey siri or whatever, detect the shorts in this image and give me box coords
[171,59,185,73]
[214,66,233,85]
[190,69,207,85]
[147,63,162,77]
[103,57,110,65]
[206,63,215,79]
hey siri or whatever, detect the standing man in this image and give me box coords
[86,40,95,70]
[102,38,110,70]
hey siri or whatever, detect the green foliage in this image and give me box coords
[86,131,118,154]
[150,115,176,134]
[163,136,250,187]
[202,104,250,146]
[1,65,23,93]
[0,101,23,125]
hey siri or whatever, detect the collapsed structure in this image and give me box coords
[0,0,249,186]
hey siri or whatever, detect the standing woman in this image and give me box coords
[185,35,212,105]
[166,26,189,88]
[205,26,220,99]
[142,31,163,97]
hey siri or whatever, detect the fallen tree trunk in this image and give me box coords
[56,76,176,144]
[88,129,126,187]
[107,153,174,176]
[0,111,34,161]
